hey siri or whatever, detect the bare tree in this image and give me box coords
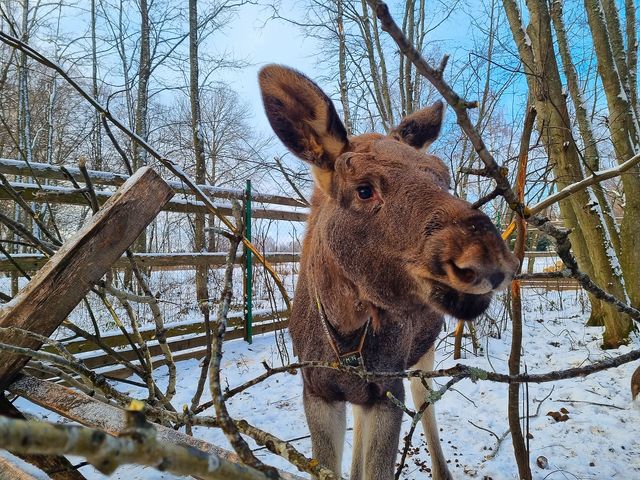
[502,0,633,348]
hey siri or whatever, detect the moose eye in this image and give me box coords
[356,184,374,200]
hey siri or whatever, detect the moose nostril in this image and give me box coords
[489,272,505,289]
[452,264,477,283]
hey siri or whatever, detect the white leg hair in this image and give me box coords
[410,345,453,480]
[303,393,346,476]
[349,405,365,480]
[349,400,402,480]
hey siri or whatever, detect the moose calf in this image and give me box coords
[259,65,519,480]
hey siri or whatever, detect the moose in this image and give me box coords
[259,65,519,480]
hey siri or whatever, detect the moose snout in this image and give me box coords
[489,271,505,289]
[444,244,519,295]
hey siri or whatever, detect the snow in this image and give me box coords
[11,289,640,479]
[586,183,627,296]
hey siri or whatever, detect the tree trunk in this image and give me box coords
[188,0,211,411]
[91,0,102,170]
[133,0,150,171]
[625,0,638,115]
[549,1,620,328]
[503,0,633,347]
[358,0,391,130]
[336,0,352,134]
[550,1,620,256]
[584,0,640,310]
[131,0,151,254]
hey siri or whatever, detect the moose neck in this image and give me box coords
[302,193,378,335]
[308,237,377,334]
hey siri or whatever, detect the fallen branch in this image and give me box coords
[0,414,271,480]
[9,374,308,480]
[203,345,640,397]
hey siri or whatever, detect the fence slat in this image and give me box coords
[0,167,174,387]
[0,158,308,208]
[0,252,301,273]
[1,182,308,222]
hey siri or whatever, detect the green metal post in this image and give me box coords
[244,179,253,344]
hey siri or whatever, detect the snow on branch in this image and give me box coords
[0,410,271,480]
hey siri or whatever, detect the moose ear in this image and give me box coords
[259,65,348,192]
[391,101,444,150]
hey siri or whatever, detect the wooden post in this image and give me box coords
[0,457,38,480]
[0,167,174,387]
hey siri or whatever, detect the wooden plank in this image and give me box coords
[73,318,289,373]
[0,252,301,273]
[31,317,289,382]
[8,374,306,480]
[1,182,308,222]
[0,456,39,480]
[0,250,548,274]
[522,251,558,258]
[0,158,308,208]
[0,167,174,387]
[520,278,581,291]
[52,309,289,355]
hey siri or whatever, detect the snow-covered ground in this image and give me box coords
[10,287,640,479]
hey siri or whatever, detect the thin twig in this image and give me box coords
[395,377,462,479]
[207,204,277,478]
[78,157,100,214]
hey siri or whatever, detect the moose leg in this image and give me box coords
[355,400,403,480]
[303,392,346,475]
[410,345,452,480]
[349,405,365,480]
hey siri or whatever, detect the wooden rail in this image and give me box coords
[1,182,308,222]
[0,250,553,273]
[38,309,290,380]
[519,278,581,291]
[0,252,301,273]
[0,158,308,208]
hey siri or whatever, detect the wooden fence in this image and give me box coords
[1,159,581,382]
[0,163,304,479]
[1,159,302,380]
[0,251,300,273]
[36,308,290,381]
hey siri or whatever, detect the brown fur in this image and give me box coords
[259,65,519,479]
[632,365,640,401]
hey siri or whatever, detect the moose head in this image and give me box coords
[260,65,519,326]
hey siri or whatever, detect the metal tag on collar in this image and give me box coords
[339,351,364,368]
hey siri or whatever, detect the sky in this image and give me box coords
[205,0,479,137]
[204,1,323,136]
[17,0,530,204]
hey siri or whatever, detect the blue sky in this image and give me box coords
[212,0,480,136]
